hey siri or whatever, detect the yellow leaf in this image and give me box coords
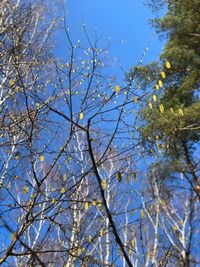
[39,155,44,162]
[15,86,19,92]
[9,80,15,87]
[11,233,16,242]
[63,173,67,181]
[166,143,170,149]
[52,198,56,204]
[88,235,92,242]
[60,187,65,194]
[92,198,96,205]
[156,142,161,152]
[79,112,84,120]
[131,238,136,247]
[147,251,152,257]
[116,171,122,182]
[158,80,163,88]
[170,107,174,113]
[153,95,157,102]
[155,84,159,90]
[179,219,183,225]
[8,182,11,189]
[140,209,145,219]
[129,249,133,255]
[115,85,120,93]
[165,61,171,69]
[149,102,153,109]
[101,179,108,190]
[178,108,184,116]
[84,201,89,210]
[14,154,19,160]
[36,103,40,109]
[77,247,82,256]
[134,98,138,103]
[100,228,103,237]
[23,186,29,194]
[160,71,166,79]
[98,201,102,208]
[159,104,164,113]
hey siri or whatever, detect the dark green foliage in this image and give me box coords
[131,0,200,146]
[130,0,200,200]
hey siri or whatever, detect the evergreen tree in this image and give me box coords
[130,0,200,199]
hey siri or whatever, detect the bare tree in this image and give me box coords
[1,1,199,267]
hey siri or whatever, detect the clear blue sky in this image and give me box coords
[66,0,164,71]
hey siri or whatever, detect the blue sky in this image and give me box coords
[66,0,164,71]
